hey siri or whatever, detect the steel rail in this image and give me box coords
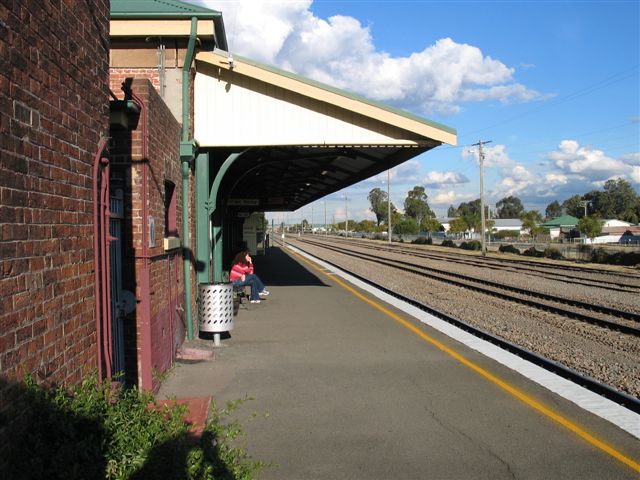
[298,237,640,336]
[282,238,640,414]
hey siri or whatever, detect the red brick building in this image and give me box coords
[1,0,110,403]
[0,0,227,410]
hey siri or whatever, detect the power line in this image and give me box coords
[458,65,639,141]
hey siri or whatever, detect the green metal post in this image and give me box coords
[195,152,211,284]
[209,151,247,282]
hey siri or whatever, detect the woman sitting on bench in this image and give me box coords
[229,250,269,304]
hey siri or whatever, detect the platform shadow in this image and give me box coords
[251,247,328,287]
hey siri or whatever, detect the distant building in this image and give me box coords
[437,218,455,232]
[543,215,579,239]
[491,219,524,235]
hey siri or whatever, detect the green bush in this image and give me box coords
[499,244,520,255]
[589,248,640,266]
[2,375,266,480]
[460,240,482,251]
[522,247,545,258]
[493,230,520,240]
[441,239,456,248]
[590,247,610,264]
[543,247,564,260]
[609,251,640,266]
[412,237,432,245]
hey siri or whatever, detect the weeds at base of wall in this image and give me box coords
[0,374,267,480]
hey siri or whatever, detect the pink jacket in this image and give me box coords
[230,262,253,282]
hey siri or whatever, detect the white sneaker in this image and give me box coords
[259,290,270,296]
[250,299,261,304]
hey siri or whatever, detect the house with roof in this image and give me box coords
[491,218,524,235]
[543,215,579,239]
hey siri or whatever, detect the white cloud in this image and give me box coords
[197,1,544,115]
[548,140,638,183]
[544,173,568,185]
[367,160,421,186]
[430,190,476,206]
[423,171,469,186]
[620,152,640,166]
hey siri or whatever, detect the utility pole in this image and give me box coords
[387,169,392,244]
[579,200,589,217]
[344,192,348,238]
[472,140,492,256]
[324,200,327,236]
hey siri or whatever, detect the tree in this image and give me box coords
[496,196,524,219]
[367,188,396,226]
[421,217,442,233]
[457,199,482,217]
[448,217,469,235]
[521,211,544,241]
[562,194,585,218]
[578,215,602,241]
[602,178,639,222]
[393,216,419,235]
[404,186,434,226]
[355,220,377,233]
[545,200,562,219]
[447,205,458,217]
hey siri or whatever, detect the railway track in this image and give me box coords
[278,237,640,413]
[322,236,640,293]
[295,236,640,337]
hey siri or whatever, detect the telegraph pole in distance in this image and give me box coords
[345,192,348,237]
[472,140,492,256]
[387,169,392,244]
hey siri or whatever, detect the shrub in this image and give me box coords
[610,251,640,266]
[522,247,544,258]
[499,244,520,255]
[441,239,456,248]
[2,375,266,480]
[493,230,520,240]
[412,237,432,245]
[460,240,482,251]
[590,247,610,264]
[543,247,564,260]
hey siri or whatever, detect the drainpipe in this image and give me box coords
[130,90,153,390]
[92,137,109,381]
[180,17,198,340]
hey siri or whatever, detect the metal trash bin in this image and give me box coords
[199,283,234,333]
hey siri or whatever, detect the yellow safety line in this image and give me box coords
[289,249,640,473]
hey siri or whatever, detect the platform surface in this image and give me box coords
[157,245,640,479]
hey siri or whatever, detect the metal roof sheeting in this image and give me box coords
[110,0,221,18]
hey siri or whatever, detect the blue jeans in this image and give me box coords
[233,274,266,300]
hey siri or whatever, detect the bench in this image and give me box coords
[223,271,250,314]
[233,284,250,312]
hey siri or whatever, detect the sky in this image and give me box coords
[195,0,640,223]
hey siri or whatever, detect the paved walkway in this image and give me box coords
[158,246,640,479]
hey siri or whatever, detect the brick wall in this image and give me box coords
[108,79,185,390]
[0,0,109,406]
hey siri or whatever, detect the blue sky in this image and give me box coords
[196,0,639,223]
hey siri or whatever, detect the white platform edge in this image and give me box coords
[289,244,640,439]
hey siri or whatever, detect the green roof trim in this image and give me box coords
[110,0,221,18]
[224,52,456,137]
[110,0,228,50]
[543,215,579,227]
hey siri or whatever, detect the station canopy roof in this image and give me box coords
[194,50,457,213]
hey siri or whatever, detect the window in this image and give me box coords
[164,180,177,237]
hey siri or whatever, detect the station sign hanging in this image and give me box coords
[227,198,259,206]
